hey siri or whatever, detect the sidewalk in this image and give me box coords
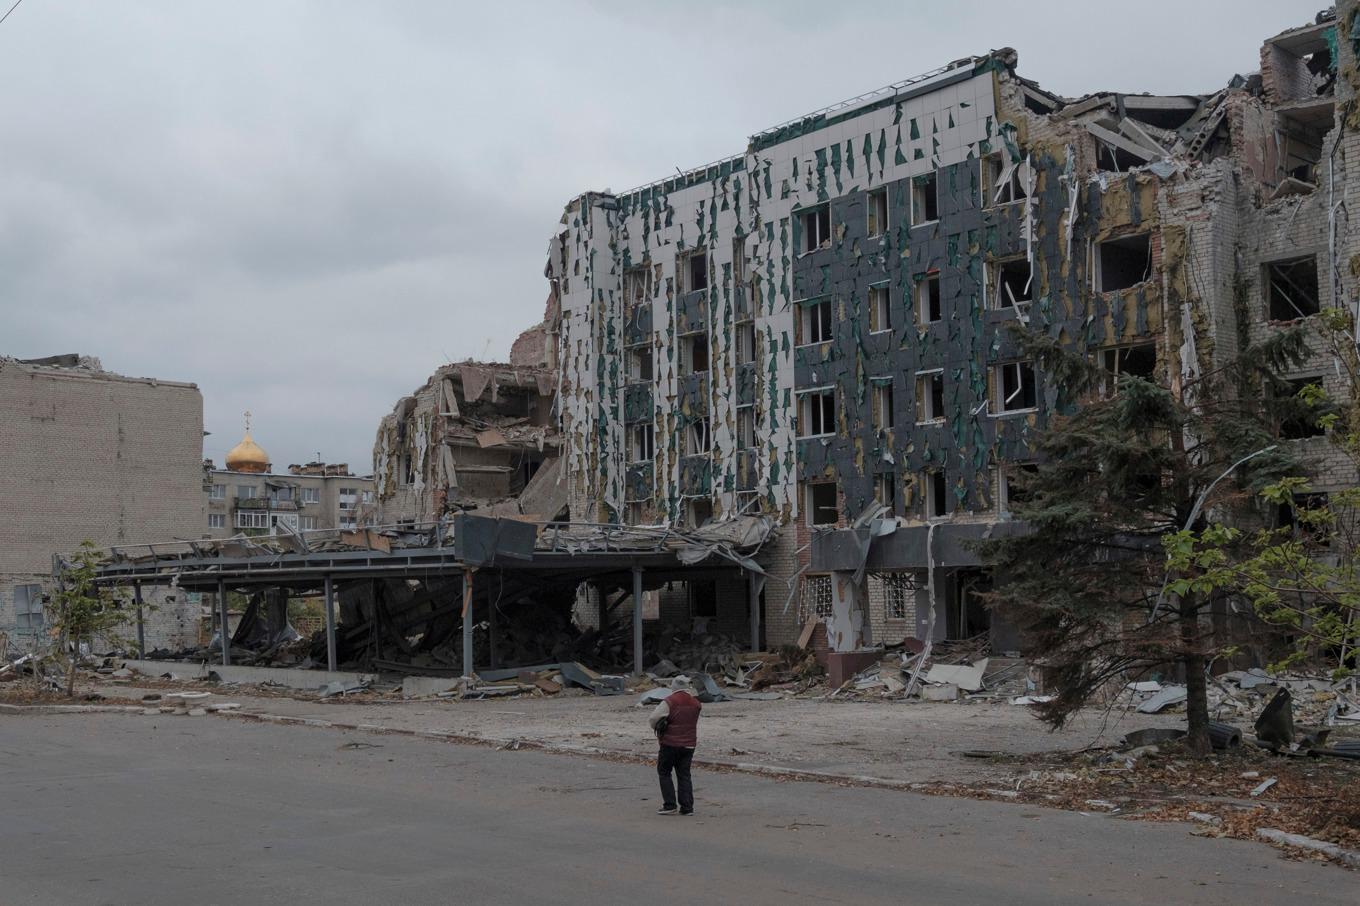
[89,679,1180,786]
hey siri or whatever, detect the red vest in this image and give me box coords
[660,691,702,748]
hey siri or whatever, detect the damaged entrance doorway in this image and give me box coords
[948,569,992,641]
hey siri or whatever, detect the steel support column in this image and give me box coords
[217,578,230,666]
[748,570,762,654]
[462,568,474,679]
[324,574,337,672]
[632,565,644,676]
[133,581,145,658]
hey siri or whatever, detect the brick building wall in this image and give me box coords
[0,358,205,652]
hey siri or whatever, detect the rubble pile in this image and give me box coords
[1119,668,1360,727]
[833,634,1038,703]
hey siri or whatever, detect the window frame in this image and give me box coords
[915,273,941,325]
[796,387,837,438]
[866,187,889,238]
[989,257,1033,310]
[983,153,1029,207]
[914,370,945,424]
[993,361,1038,415]
[881,572,917,621]
[911,171,940,225]
[13,584,44,632]
[795,297,834,347]
[629,422,656,463]
[871,377,895,431]
[868,282,892,334]
[799,204,832,256]
[806,483,839,526]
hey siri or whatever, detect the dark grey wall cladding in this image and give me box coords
[676,291,708,335]
[678,373,709,416]
[679,454,712,496]
[791,154,1160,521]
[624,384,652,424]
[624,303,652,346]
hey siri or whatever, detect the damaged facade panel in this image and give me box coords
[545,6,1360,655]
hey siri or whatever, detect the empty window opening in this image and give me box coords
[867,188,889,237]
[1095,141,1146,174]
[807,482,839,526]
[800,205,831,254]
[629,423,655,463]
[984,154,1028,206]
[1265,256,1320,321]
[796,298,834,346]
[995,361,1038,413]
[1277,492,1331,548]
[882,573,917,621]
[868,284,891,332]
[912,172,939,224]
[915,371,945,423]
[916,273,941,325]
[736,405,756,449]
[735,490,759,515]
[872,379,894,430]
[680,333,709,375]
[991,258,1033,309]
[1276,376,1327,440]
[686,418,711,455]
[925,469,949,519]
[875,472,896,512]
[797,389,836,437]
[999,463,1040,514]
[735,322,756,364]
[1099,344,1157,395]
[689,500,715,532]
[624,266,650,320]
[628,345,653,382]
[626,500,648,526]
[802,573,834,621]
[679,251,708,293]
[1095,234,1152,292]
[732,237,748,283]
[950,571,993,640]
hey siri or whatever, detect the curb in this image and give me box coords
[0,703,146,715]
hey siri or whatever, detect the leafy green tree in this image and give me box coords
[980,328,1310,755]
[51,540,132,696]
[1165,308,1360,678]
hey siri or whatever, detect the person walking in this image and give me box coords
[648,675,702,815]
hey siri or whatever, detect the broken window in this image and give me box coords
[734,322,756,365]
[797,388,836,437]
[680,333,709,375]
[999,462,1040,514]
[1095,234,1152,292]
[990,258,1032,309]
[882,573,917,621]
[802,574,834,621]
[677,251,708,293]
[995,361,1038,413]
[916,273,941,325]
[807,483,838,526]
[686,418,711,456]
[1276,376,1327,440]
[628,345,653,383]
[736,405,756,449]
[208,513,226,529]
[13,584,44,632]
[624,266,650,323]
[800,204,831,254]
[915,371,945,423]
[629,423,655,463]
[732,237,748,283]
[209,484,226,500]
[867,188,888,238]
[796,298,834,346]
[1265,256,1320,321]
[1095,140,1146,173]
[691,578,717,615]
[735,490,759,515]
[1277,492,1331,548]
[925,468,949,519]
[868,283,891,333]
[912,171,939,224]
[1098,344,1157,396]
[871,378,894,430]
[983,153,1028,206]
[875,472,896,511]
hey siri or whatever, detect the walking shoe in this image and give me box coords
[657,805,678,815]
[679,809,693,816]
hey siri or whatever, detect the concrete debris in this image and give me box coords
[1135,685,1188,713]
[1255,829,1360,869]
[1250,777,1278,797]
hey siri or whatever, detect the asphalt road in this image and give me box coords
[0,713,1351,905]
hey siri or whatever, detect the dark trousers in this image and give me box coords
[657,744,695,811]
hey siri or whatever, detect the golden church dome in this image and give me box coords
[225,414,270,473]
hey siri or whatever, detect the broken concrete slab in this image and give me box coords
[924,659,989,692]
[1135,684,1187,713]
[922,684,960,702]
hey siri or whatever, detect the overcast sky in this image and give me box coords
[1,0,1316,471]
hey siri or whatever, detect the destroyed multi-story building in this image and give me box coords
[372,310,565,526]
[0,355,206,652]
[203,424,376,538]
[545,8,1360,659]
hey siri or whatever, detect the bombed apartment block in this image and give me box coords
[545,7,1360,658]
